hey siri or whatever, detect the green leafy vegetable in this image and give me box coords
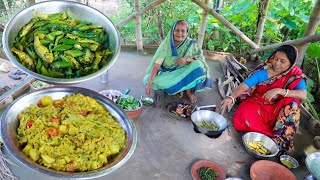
[116,95,141,110]
[143,100,153,105]
[197,167,219,180]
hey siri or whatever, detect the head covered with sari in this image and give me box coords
[146,20,209,74]
[241,45,306,100]
[143,20,212,95]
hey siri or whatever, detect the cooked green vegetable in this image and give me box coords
[195,120,219,131]
[197,167,219,180]
[11,10,113,79]
[116,95,141,110]
[143,100,153,105]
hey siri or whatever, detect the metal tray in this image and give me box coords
[0,86,137,179]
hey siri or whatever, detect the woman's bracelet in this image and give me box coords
[284,89,289,97]
[226,95,235,104]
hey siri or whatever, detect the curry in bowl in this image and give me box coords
[11,10,113,79]
[17,93,126,172]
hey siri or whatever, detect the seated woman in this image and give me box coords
[221,45,307,155]
[143,20,212,103]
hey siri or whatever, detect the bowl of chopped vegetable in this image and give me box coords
[2,1,120,84]
[242,132,279,159]
[191,159,226,180]
[141,96,154,106]
[190,106,228,137]
[115,95,143,119]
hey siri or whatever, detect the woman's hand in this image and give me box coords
[145,83,152,96]
[262,88,283,101]
[221,97,233,111]
[175,57,187,65]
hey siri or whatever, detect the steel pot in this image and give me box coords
[191,105,228,137]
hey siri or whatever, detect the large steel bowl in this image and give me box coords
[2,1,120,84]
[242,132,279,159]
[191,110,228,137]
[0,86,137,179]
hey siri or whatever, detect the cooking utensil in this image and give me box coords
[140,96,154,106]
[2,1,120,84]
[191,105,228,137]
[99,89,123,102]
[280,155,299,169]
[191,160,226,180]
[250,160,296,180]
[242,132,279,159]
[0,86,137,179]
[305,152,320,180]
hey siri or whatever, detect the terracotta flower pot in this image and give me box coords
[191,160,226,180]
[250,160,296,180]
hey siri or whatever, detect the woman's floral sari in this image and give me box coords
[234,45,306,155]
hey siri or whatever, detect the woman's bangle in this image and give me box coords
[226,95,235,104]
[284,89,289,97]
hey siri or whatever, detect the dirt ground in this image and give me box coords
[0,49,317,180]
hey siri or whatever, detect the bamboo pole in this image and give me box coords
[3,0,11,16]
[192,0,259,49]
[198,0,211,49]
[116,0,166,29]
[26,0,36,6]
[249,34,320,54]
[254,0,270,46]
[296,0,320,67]
[135,0,143,50]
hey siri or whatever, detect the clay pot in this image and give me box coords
[250,160,296,180]
[191,160,226,180]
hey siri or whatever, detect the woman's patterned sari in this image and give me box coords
[234,45,306,155]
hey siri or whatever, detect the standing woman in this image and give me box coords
[143,20,212,103]
[221,45,307,155]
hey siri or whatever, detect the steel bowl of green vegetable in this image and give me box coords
[141,96,154,106]
[115,95,143,119]
[2,1,120,84]
[191,106,228,137]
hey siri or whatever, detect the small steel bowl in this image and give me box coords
[100,89,123,102]
[280,155,299,169]
[140,96,154,106]
[242,132,279,159]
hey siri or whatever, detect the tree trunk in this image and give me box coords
[254,0,270,46]
[135,0,143,50]
[192,0,259,49]
[116,0,166,29]
[250,34,320,54]
[155,9,165,41]
[3,0,11,16]
[296,0,320,67]
[198,0,211,49]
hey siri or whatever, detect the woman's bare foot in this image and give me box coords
[187,94,197,103]
[177,91,183,99]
